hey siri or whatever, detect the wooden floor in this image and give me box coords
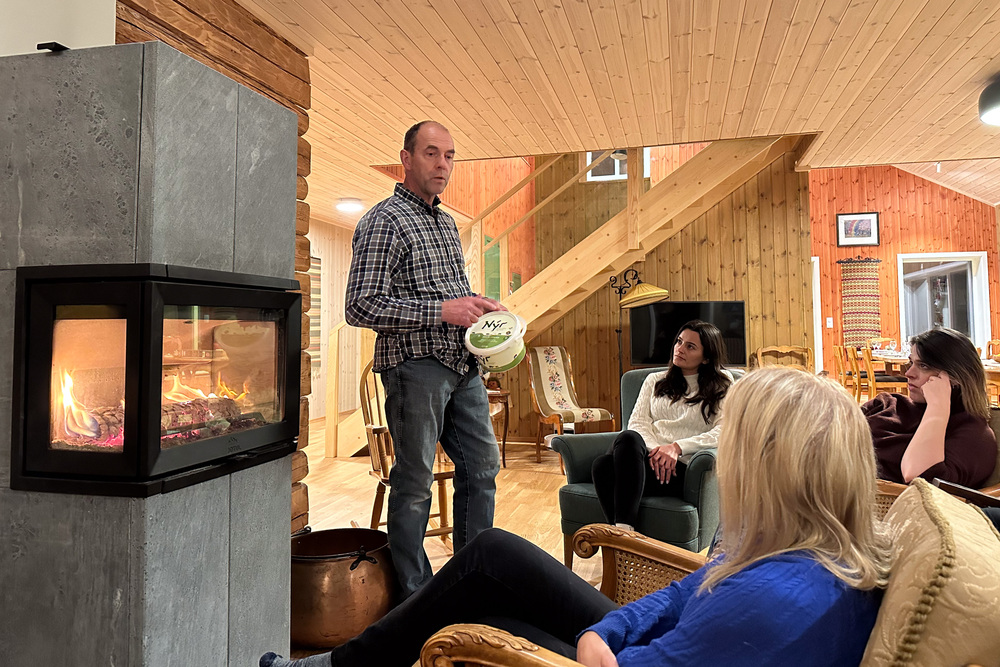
[302,417,602,585]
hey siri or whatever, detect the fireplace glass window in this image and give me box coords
[50,306,127,453]
[160,305,284,449]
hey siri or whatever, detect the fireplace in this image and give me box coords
[10,263,301,496]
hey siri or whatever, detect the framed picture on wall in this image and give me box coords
[836,212,880,246]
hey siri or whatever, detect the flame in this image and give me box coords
[60,372,100,438]
[162,374,209,402]
[216,378,249,401]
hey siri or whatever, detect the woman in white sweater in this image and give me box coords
[592,320,733,530]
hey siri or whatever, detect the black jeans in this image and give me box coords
[592,430,686,526]
[329,529,618,666]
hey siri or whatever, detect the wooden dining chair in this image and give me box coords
[832,345,859,398]
[987,340,1000,359]
[861,346,908,398]
[360,359,454,542]
[754,345,813,371]
[845,347,867,402]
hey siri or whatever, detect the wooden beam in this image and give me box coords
[626,147,641,250]
[483,149,614,252]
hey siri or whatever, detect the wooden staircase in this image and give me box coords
[502,135,804,339]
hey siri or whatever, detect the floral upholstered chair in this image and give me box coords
[526,345,614,464]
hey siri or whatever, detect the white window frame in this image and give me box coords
[896,251,992,349]
[585,148,652,182]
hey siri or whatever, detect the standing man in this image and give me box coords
[345,121,503,596]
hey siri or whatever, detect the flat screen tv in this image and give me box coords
[630,301,747,367]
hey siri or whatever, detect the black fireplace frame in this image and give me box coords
[10,264,302,497]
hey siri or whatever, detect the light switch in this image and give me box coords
[826,317,834,329]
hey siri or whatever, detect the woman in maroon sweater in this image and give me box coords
[863,328,996,488]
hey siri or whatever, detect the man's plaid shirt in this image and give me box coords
[345,183,476,374]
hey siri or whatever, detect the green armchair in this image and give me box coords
[551,367,744,565]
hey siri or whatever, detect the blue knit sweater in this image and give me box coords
[584,553,882,666]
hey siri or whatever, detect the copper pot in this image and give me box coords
[290,528,400,648]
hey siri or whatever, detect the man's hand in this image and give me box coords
[576,631,618,667]
[649,442,682,484]
[441,296,505,327]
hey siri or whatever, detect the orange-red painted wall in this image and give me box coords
[810,165,999,371]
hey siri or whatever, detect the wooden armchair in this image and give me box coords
[360,359,454,541]
[753,345,813,370]
[526,346,615,464]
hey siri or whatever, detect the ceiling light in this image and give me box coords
[336,198,364,213]
[979,79,1000,125]
[610,149,628,161]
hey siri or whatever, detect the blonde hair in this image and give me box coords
[700,367,890,593]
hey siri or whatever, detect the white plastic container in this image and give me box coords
[464,311,527,373]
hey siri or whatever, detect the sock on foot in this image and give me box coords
[615,522,634,531]
[259,651,331,667]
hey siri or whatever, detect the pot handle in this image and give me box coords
[349,548,378,570]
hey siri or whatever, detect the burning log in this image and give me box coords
[161,396,241,433]
[90,405,125,441]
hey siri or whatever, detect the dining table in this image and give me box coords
[871,350,910,375]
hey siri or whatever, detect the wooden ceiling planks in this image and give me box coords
[228,0,1000,227]
[816,0,976,164]
[895,160,1000,205]
[831,0,997,164]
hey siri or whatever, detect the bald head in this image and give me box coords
[403,121,450,153]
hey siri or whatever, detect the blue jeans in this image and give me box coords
[382,356,501,595]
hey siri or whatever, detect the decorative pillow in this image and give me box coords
[862,479,1000,666]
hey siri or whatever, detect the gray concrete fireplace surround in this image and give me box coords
[0,43,298,663]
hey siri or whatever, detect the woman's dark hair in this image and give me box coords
[653,320,732,421]
[909,327,990,421]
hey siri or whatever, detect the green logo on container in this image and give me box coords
[469,332,509,348]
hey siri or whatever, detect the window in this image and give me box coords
[585,148,651,182]
[897,252,992,348]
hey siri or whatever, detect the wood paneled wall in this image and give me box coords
[502,152,812,441]
[115,0,312,532]
[649,142,710,186]
[306,221,358,419]
[810,166,1000,372]
[379,158,538,284]
[533,155,633,272]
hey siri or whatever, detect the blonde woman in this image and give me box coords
[262,368,889,667]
